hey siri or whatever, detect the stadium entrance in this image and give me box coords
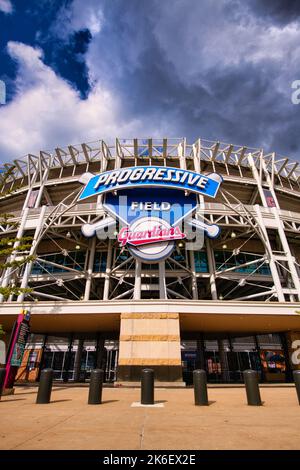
[15,330,293,385]
[181,333,290,385]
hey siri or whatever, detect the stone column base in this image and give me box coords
[117,313,183,383]
[118,364,183,382]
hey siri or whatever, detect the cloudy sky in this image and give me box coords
[0,0,300,163]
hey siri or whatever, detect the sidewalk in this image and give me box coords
[1,386,299,450]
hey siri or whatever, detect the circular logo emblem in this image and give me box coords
[126,216,175,262]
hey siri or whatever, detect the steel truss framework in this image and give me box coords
[0,138,300,303]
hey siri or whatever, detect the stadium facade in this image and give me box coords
[0,137,300,385]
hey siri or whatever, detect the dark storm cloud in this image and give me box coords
[77,0,300,156]
[246,0,300,25]
[1,0,300,161]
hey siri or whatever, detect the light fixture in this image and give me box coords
[231,231,237,238]
[219,295,223,300]
[75,244,80,250]
[66,232,71,238]
[222,244,227,249]
[178,242,183,248]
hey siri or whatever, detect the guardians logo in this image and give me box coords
[79,166,222,262]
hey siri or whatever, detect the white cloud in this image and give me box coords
[0,0,12,14]
[0,42,149,162]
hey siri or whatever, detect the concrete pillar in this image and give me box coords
[73,339,84,382]
[218,339,230,382]
[117,313,183,383]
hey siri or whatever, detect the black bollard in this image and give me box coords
[0,368,6,398]
[88,369,104,404]
[36,368,53,404]
[141,368,154,405]
[293,370,300,405]
[193,369,209,406]
[243,369,262,406]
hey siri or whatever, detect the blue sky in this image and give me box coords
[0,0,300,163]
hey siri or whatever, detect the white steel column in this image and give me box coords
[34,154,52,208]
[84,237,96,301]
[272,207,300,301]
[248,153,268,207]
[254,205,285,302]
[178,138,186,170]
[103,239,113,300]
[261,156,280,208]
[193,138,201,174]
[189,250,198,300]
[0,207,30,302]
[159,261,167,299]
[133,259,142,300]
[206,238,218,300]
[17,205,47,302]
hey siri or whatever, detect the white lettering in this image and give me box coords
[197,176,208,189]
[165,169,176,181]
[180,172,188,184]
[172,170,183,182]
[144,202,152,210]
[130,168,144,181]
[130,202,139,210]
[105,171,120,185]
[187,173,200,185]
[117,169,132,183]
[94,173,109,190]
[140,167,157,180]
[153,168,166,181]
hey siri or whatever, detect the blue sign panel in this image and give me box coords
[79,166,222,201]
[103,188,198,226]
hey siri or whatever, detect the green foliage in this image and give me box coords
[0,324,4,337]
[0,166,34,300]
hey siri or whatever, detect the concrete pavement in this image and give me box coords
[0,385,299,450]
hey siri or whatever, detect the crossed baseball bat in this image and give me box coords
[81,216,219,238]
[79,172,220,238]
